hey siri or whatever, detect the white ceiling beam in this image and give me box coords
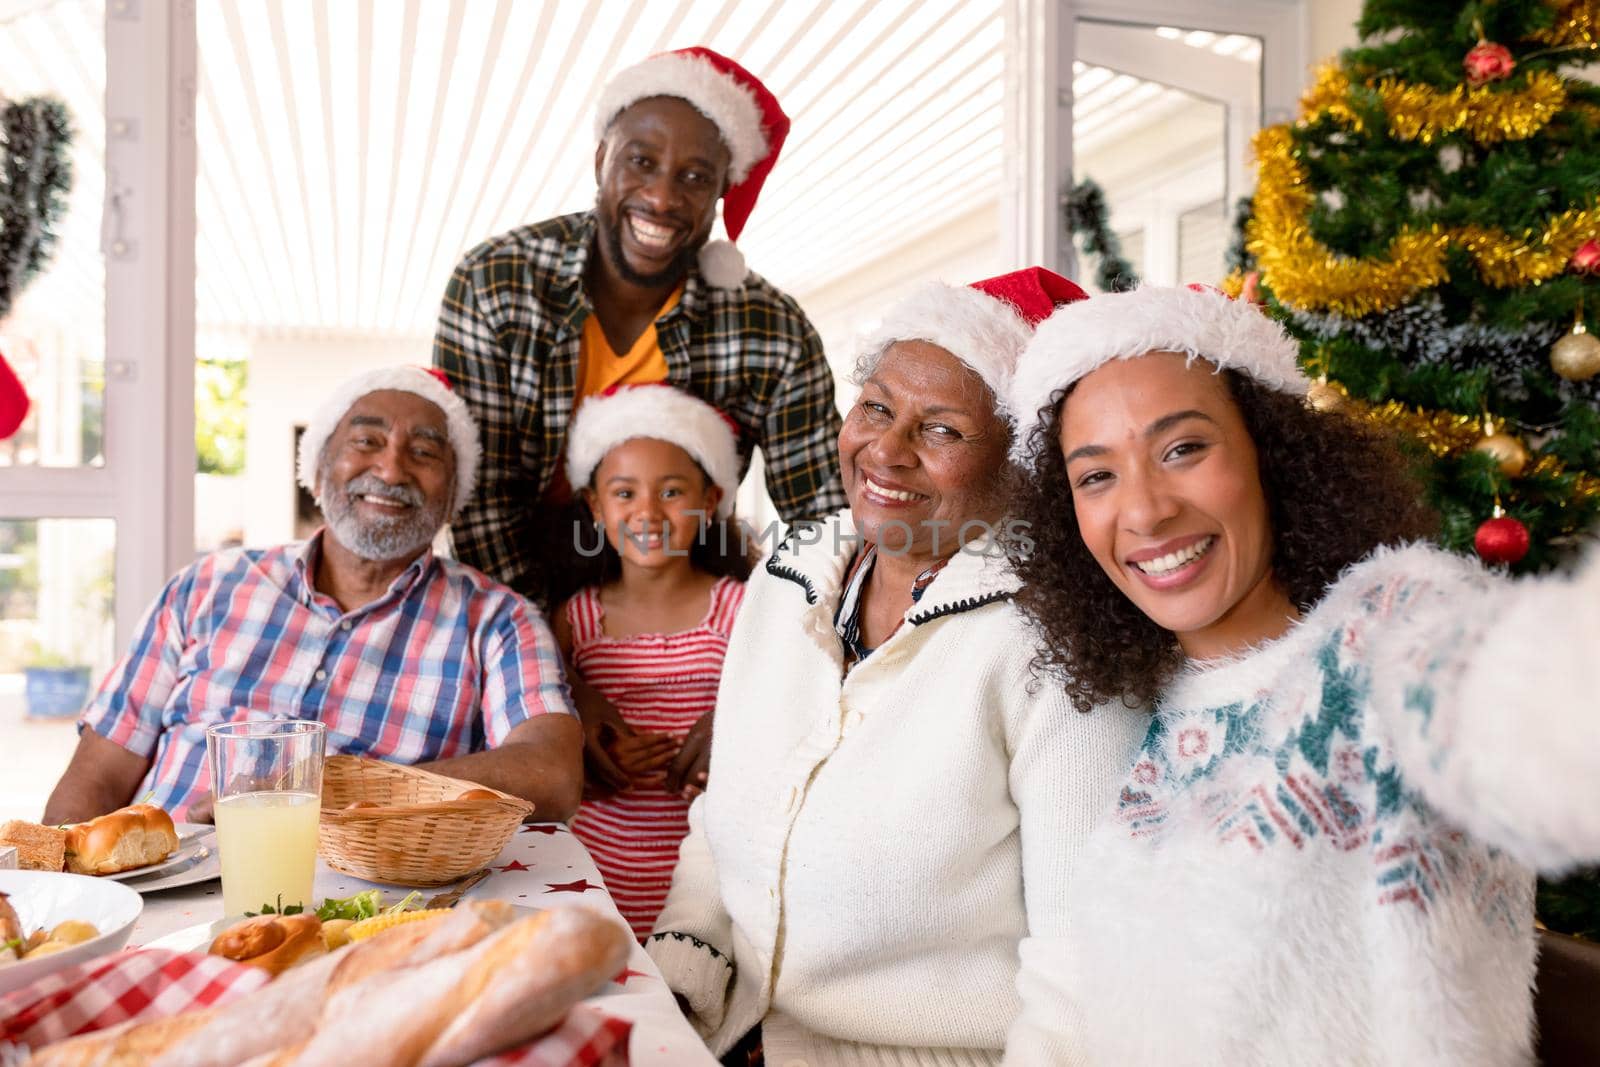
[1075,19,1257,104]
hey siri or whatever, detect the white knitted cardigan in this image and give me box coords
[645,511,1147,1063]
[1044,541,1600,1066]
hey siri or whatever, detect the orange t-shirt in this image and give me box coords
[547,286,684,506]
[575,285,683,401]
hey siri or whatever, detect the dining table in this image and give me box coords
[129,820,718,1067]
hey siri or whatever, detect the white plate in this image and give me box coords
[114,841,220,894]
[0,870,143,998]
[104,824,215,882]
[145,903,543,955]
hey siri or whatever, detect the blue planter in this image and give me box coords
[23,666,92,720]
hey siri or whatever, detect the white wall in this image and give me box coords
[797,201,1005,408]
[1309,0,1364,68]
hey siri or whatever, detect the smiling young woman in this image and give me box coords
[1004,285,1600,1065]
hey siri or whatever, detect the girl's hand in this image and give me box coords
[569,672,634,799]
[602,723,680,788]
[665,710,714,801]
[581,719,632,798]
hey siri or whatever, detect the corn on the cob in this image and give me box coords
[345,908,450,942]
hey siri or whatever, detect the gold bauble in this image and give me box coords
[1307,379,1347,412]
[1472,432,1530,476]
[1551,325,1600,381]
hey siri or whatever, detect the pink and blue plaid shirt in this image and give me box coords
[81,532,574,817]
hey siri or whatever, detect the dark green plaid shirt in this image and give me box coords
[433,211,845,601]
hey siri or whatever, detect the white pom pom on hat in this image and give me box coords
[1008,284,1311,468]
[295,365,481,516]
[564,384,743,519]
[595,46,789,290]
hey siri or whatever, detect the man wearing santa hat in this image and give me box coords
[434,47,845,607]
[43,366,582,826]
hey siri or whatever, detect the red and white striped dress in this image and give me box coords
[567,576,745,940]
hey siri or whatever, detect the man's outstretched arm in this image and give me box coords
[420,713,584,821]
[42,731,152,824]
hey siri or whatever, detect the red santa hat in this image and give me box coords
[296,365,481,516]
[1008,284,1310,469]
[855,266,1088,421]
[0,350,29,440]
[565,384,742,519]
[594,46,789,290]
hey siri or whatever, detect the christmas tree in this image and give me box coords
[1228,0,1600,572]
[1227,0,1600,935]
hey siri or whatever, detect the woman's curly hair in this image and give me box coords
[1006,368,1438,710]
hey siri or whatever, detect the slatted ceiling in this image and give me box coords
[1,1,1262,340]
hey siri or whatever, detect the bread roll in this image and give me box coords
[63,804,178,875]
[0,819,67,871]
[209,914,327,976]
[452,789,499,802]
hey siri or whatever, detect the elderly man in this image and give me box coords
[42,366,583,825]
[434,46,844,608]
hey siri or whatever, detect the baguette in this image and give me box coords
[63,805,178,876]
[416,907,632,1067]
[0,820,67,872]
[281,908,632,1067]
[27,903,515,1067]
[158,902,517,1067]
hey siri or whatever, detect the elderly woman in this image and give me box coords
[1004,284,1600,1065]
[645,268,1147,1065]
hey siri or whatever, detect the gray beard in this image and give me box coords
[320,473,446,562]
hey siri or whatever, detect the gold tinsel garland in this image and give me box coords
[1528,0,1600,47]
[1298,66,1568,144]
[1247,123,1600,315]
[1312,381,1600,515]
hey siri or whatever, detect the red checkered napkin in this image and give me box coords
[476,1005,632,1066]
[0,948,270,1051]
[1,948,632,1067]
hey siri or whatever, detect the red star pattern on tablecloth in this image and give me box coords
[494,859,532,872]
[520,823,563,834]
[545,878,601,894]
[612,967,650,985]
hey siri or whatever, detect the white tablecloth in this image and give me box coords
[130,822,716,1067]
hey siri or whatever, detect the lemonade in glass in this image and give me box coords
[206,719,326,915]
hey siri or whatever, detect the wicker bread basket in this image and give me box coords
[317,755,534,886]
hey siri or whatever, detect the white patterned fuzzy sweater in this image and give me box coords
[644,512,1148,1063]
[1042,542,1600,1066]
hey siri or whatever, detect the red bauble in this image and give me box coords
[1463,41,1515,87]
[1572,239,1600,275]
[1474,515,1530,565]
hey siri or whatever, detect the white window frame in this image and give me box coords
[0,2,196,647]
[1004,0,1307,273]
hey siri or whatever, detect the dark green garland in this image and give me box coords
[1062,178,1140,292]
[1,96,73,320]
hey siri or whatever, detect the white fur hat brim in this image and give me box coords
[295,366,481,516]
[857,282,1032,419]
[594,52,766,182]
[1008,285,1310,468]
[565,386,742,519]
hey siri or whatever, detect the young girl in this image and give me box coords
[555,384,750,941]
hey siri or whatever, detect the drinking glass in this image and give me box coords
[206,719,326,915]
